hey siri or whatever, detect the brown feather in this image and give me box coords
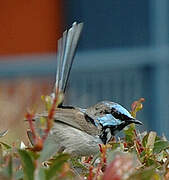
[34,108,100,136]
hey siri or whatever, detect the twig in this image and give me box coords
[25,112,36,143]
[42,88,59,142]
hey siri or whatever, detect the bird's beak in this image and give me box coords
[132,119,143,125]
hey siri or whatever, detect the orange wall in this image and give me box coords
[0,0,63,56]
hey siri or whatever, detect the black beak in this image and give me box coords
[130,119,143,125]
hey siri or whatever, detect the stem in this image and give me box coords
[26,113,37,143]
[42,89,59,142]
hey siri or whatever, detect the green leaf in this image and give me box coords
[28,151,39,160]
[0,142,11,150]
[130,98,145,118]
[7,156,12,178]
[124,125,135,144]
[140,150,146,158]
[46,153,70,179]
[153,140,169,154]
[0,144,3,163]
[15,170,24,180]
[18,149,35,180]
[139,150,146,163]
[2,155,13,178]
[156,150,167,162]
[41,95,52,111]
[142,134,148,147]
[70,157,88,172]
[39,117,47,127]
[38,137,59,163]
[155,136,161,142]
[128,167,156,180]
[35,168,46,180]
[110,142,120,150]
[146,131,156,150]
[145,158,157,167]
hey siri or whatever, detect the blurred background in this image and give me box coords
[0,0,169,143]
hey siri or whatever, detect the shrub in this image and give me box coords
[0,95,168,180]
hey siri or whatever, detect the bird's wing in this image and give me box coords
[34,108,99,136]
[54,22,83,103]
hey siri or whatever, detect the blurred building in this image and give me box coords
[0,0,169,138]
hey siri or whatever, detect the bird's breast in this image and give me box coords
[50,122,101,156]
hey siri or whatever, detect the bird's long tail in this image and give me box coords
[53,22,83,103]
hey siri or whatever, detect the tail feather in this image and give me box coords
[55,38,63,91]
[61,22,83,93]
[55,30,67,92]
[54,22,83,99]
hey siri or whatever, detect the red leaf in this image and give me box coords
[103,155,133,180]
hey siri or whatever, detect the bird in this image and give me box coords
[85,101,142,144]
[27,22,143,156]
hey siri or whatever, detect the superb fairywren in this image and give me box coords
[28,22,143,156]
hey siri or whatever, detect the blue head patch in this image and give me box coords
[111,104,133,118]
[97,114,122,127]
[102,102,132,118]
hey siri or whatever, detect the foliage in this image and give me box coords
[0,97,169,180]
